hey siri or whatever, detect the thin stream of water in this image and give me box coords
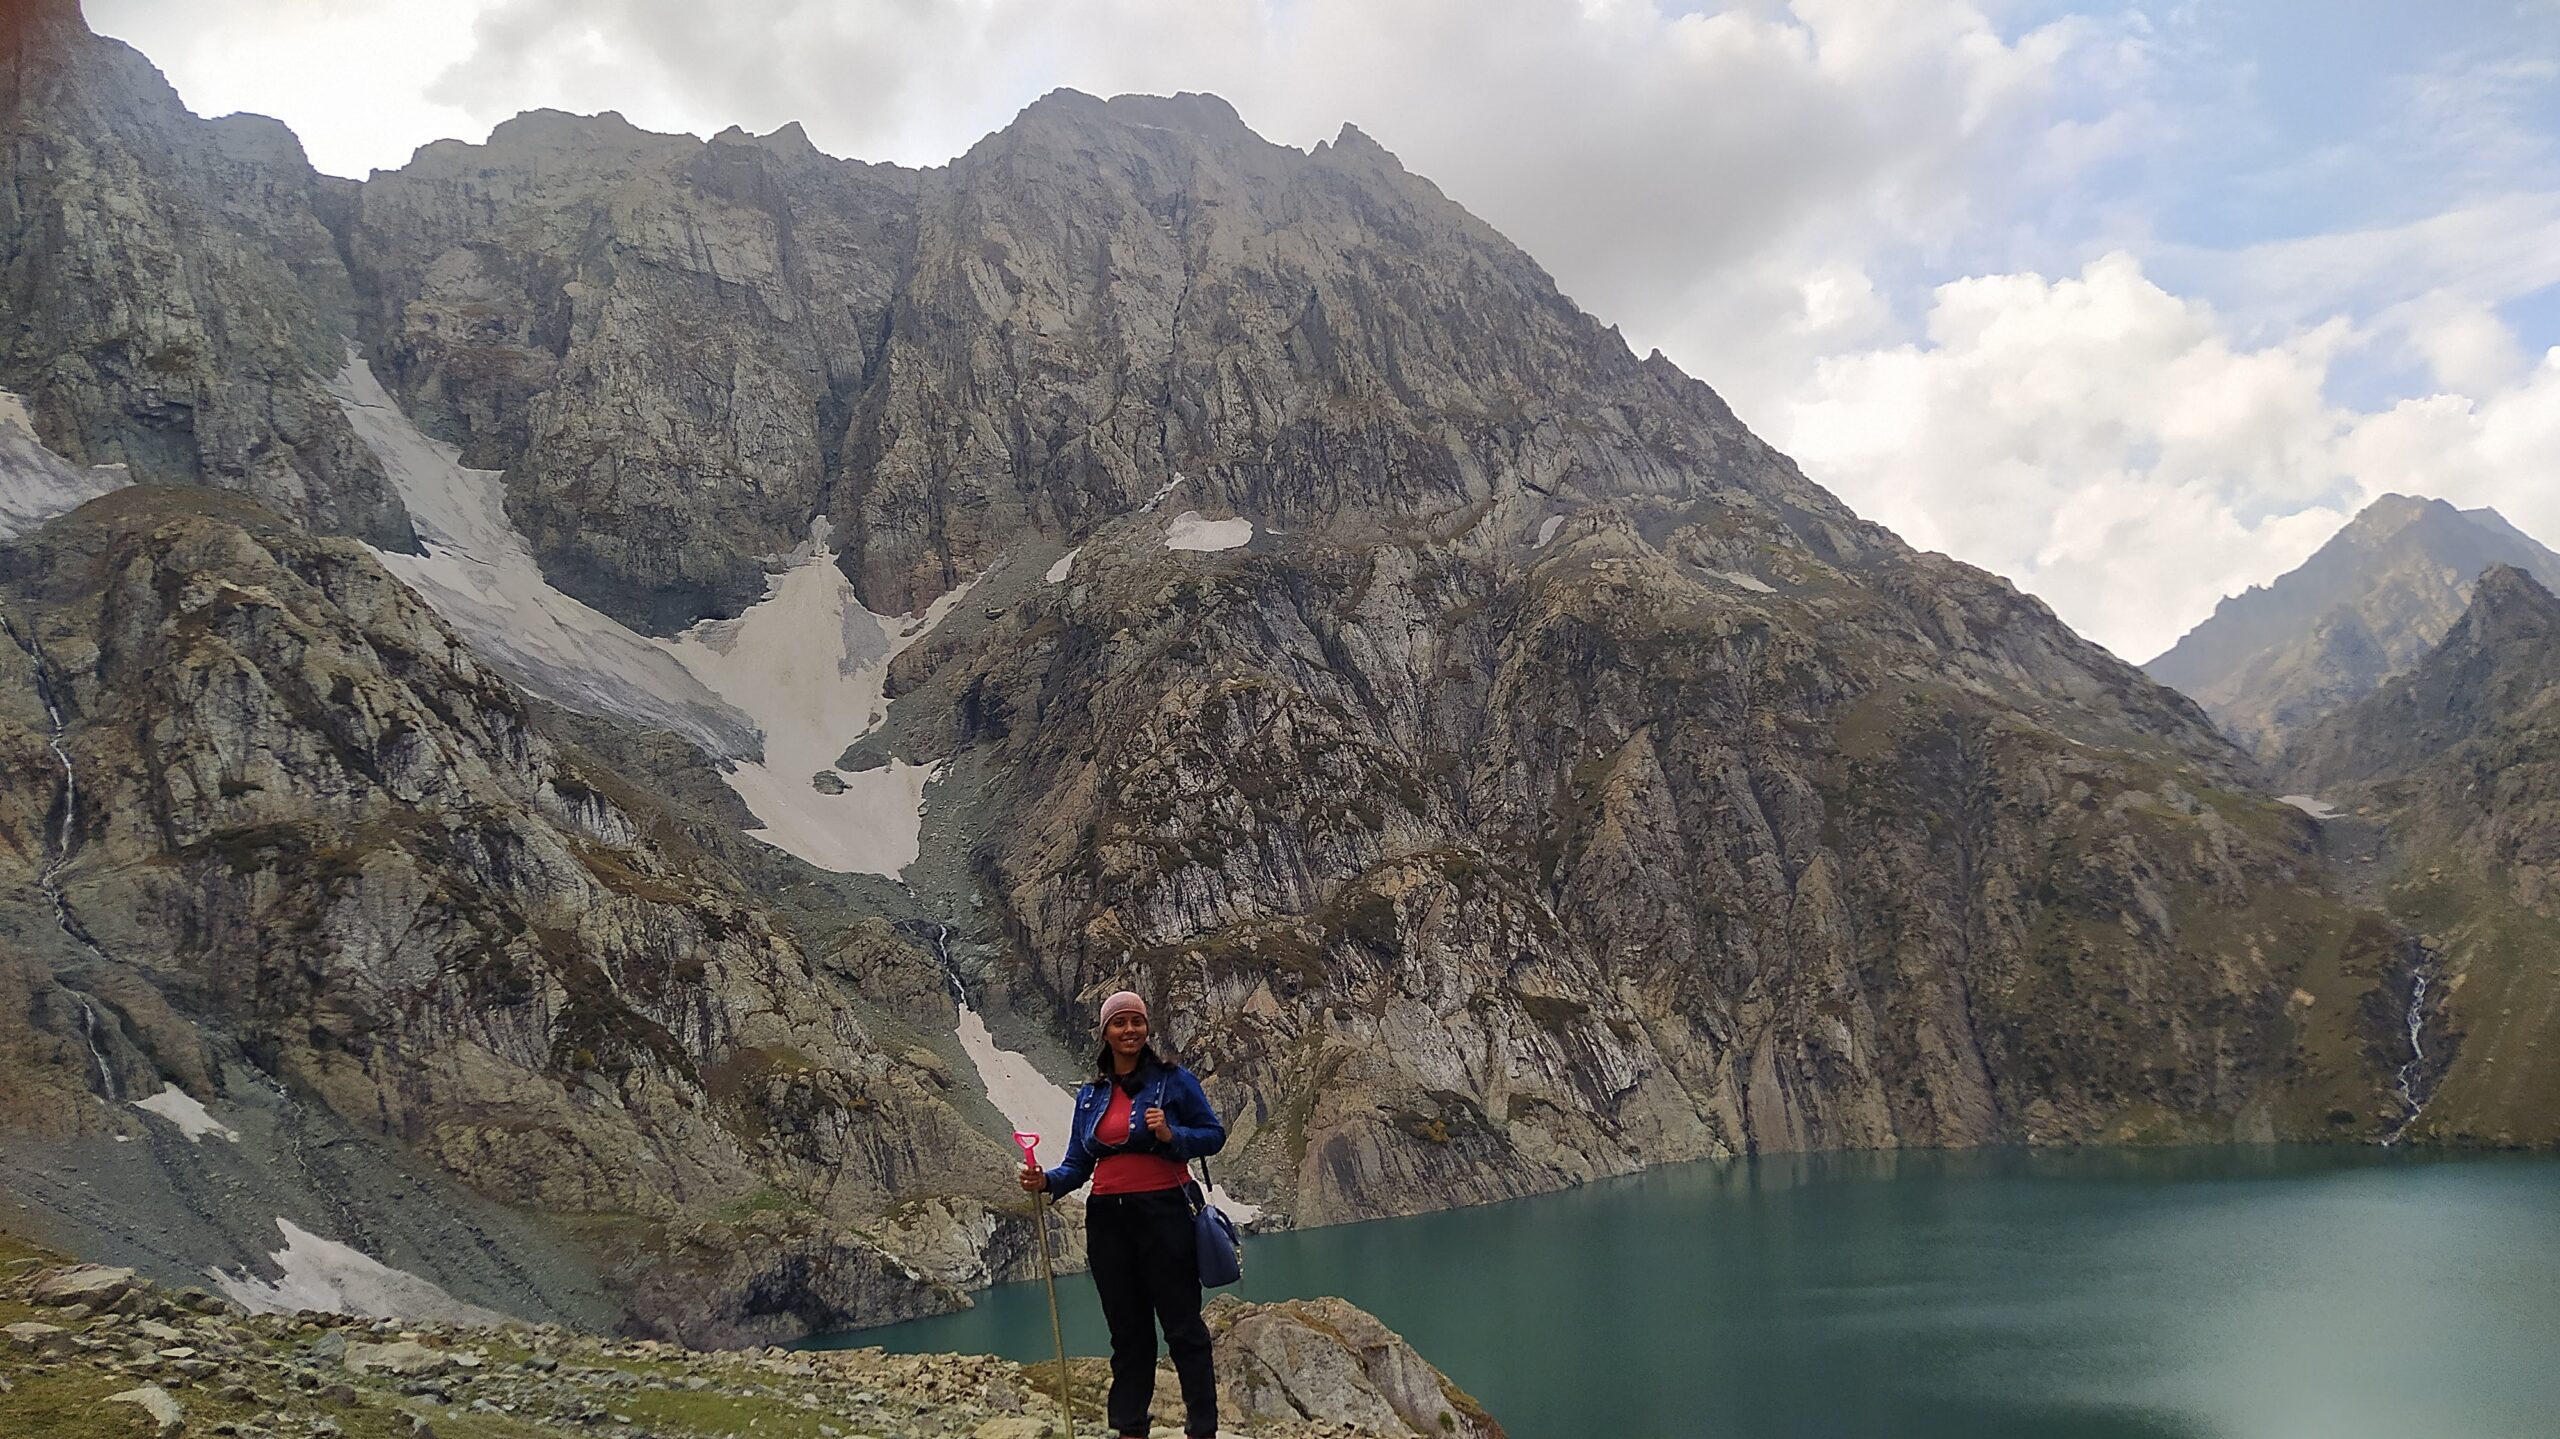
[2384,967,2433,1146]
[5,610,121,1099]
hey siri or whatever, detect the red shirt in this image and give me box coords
[1091,1084,1191,1196]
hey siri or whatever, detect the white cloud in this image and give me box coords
[1777,252,2560,662]
[87,0,491,177]
[2340,355,2560,549]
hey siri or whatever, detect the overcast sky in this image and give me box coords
[87,0,2560,661]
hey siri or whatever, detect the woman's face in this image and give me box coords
[1105,1009,1149,1057]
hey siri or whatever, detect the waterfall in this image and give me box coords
[4,612,121,1098]
[3,615,95,946]
[900,917,969,1004]
[930,922,967,1004]
[2382,966,2434,1147]
[75,994,120,1101]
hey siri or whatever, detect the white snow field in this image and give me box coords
[664,518,966,878]
[332,353,967,879]
[2280,795,2343,820]
[1533,515,1565,548]
[1712,569,1776,594]
[328,355,757,760]
[959,1008,1073,1160]
[0,389,129,539]
[131,1084,239,1143]
[1046,547,1078,583]
[1165,510,1254,552]
[208,1218,511,1324]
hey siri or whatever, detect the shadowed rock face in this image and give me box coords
[2148,494,2560,757]
[0,0,2454,1340]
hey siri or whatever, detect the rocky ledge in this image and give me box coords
[0,1229,1503,1439]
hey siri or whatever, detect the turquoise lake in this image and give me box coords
[823,1148,2560,1438]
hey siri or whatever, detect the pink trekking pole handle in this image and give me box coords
[1013,1131,1041,1166]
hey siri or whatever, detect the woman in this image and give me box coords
[1020,989,1226,1439]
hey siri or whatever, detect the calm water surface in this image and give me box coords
[823,1148,2560,1438]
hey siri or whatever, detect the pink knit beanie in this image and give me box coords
[1098,990,1148,1031]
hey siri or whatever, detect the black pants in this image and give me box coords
[1086,1187,1216,1437]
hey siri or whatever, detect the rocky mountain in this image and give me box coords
[0,0,2443,1341]
[2147,494,2560,756]
[2280,566,2560,1146]
[0,484,1043,1345]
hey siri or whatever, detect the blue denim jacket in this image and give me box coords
[1040,1060,1226,1197]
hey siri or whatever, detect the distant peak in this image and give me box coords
[486,108,658,149]
[2469,562,2560,619]
[1012,88,1255,145]
[2343,492,2453,532]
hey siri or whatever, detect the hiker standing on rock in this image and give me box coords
[1020,989,1227,1439]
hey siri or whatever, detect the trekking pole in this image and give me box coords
[1014,1131,1074,1434]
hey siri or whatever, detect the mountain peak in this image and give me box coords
[2147,493,2560,754]
[2343,491,2452,533]
[2463,563,2560,641]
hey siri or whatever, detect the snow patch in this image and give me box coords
[1139,473,1187,514]
[1201,1173,1262,1224]
[327,353,756,759]
[664,520,966,878]
[1711,569,1776,594]
[1165,511,1254,553]
[1046,548,1078,584]
[0,389,129,540]
[131,1085,238,1142]
[2280,794,2341,820]
[958,1008,1073,1159]
[208,1218,511,1325]
[331,354,971,880]
[1533,515,1565,548]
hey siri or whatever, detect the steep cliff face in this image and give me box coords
[0,486,1033,1343]
[2281,567,2560,1146]
[337,112,922,631]
[893,478,2407,1224]
[2148,495,2560,756]
[840,91,1852,615]
[0,0,412,548]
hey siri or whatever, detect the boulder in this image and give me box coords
[1209,1296,1503,1439]
[104,1383,185,1438]
[32,1264,138,1308]
[3,1320,72,1356]
[344,1340,454,1377]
